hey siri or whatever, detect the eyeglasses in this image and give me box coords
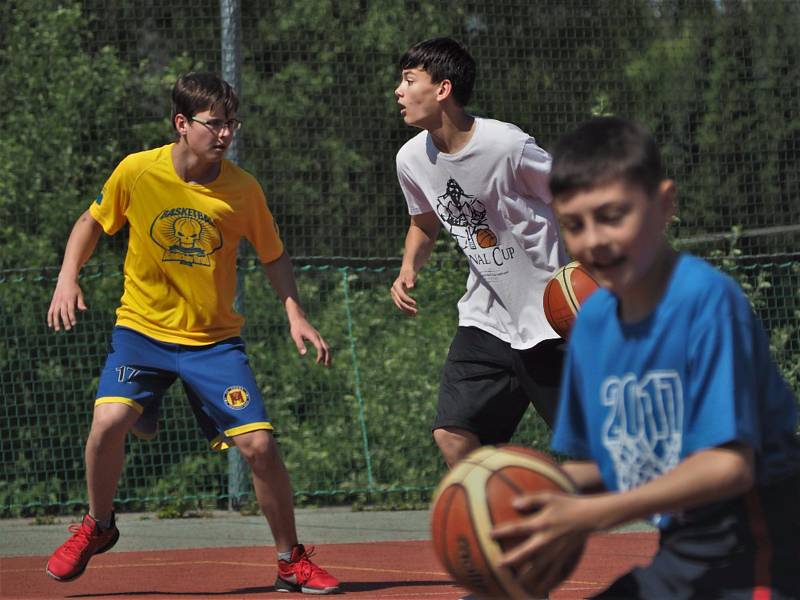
[189,116,242,133]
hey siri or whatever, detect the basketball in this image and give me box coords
[543,261,600,338]
[430,445,584,599]
[475,228,497,248]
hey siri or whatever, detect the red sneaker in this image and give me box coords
[46,513,119,581]
[275,544,340,594]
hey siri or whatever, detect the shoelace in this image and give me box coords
[59,523,95,559]
[293,546,330,581]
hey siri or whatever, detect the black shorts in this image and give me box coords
[434,326,564,444]
[593,472,800,599]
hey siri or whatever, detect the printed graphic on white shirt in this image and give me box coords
[437,178,518,279]
[436,178,496,250]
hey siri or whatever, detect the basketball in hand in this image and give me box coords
[430,445,584,599]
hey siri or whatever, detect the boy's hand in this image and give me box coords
[491,491,592,584]
[390,269,418,316]
[289,317,331,367]
[47,278,87,331]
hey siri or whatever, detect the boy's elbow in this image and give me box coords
[731,462,755,495]
[724,443,756,495]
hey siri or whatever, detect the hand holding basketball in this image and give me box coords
[491,488,592,596]
[430,445,585,599]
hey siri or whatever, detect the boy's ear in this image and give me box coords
[658,179,677,224]
[174,113,189,136]
[436,79,453,102]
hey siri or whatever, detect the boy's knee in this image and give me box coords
[90,402,139,438]
[433,427,479,467]
[234,429,278,466]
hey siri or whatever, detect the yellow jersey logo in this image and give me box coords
[149,207,223,266]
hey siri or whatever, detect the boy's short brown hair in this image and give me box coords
[171,72,239,131]
[399,37,476,106]
[549,117,665,200]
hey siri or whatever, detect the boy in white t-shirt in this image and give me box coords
[390,37,567,467]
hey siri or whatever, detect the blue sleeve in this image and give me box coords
[551,342,592,459]
[684,287,761,454]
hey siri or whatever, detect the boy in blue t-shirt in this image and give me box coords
[492,117,800,598]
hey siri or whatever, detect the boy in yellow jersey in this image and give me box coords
[44,72,340,594]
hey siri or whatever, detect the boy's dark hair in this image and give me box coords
[399,37,476,106]
[549,117,665,200]
[171,72,239,131]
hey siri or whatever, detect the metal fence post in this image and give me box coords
[220,0,249,511]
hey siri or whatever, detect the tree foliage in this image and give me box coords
[1,0,798,514]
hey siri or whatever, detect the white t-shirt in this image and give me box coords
[396,117,566,349]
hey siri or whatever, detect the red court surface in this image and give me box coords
[1,533,657,599]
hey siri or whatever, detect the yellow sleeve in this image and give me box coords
[88,155,133,235]
[246,182,285,263]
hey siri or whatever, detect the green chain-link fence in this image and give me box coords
[1,0,799,515]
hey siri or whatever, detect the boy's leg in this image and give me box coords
[232,429,297,551]
[85,403,141,520]
[234,429,339,594]
[179,337,339,594]
[47,327,175,582]
[46,403,138,582]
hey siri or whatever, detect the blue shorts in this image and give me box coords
[96,326,272,450]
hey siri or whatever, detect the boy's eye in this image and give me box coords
[597,209,626,224]
[559,219,583,234]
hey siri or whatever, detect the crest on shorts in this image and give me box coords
[223,386,250,410]
[149,207,223,267]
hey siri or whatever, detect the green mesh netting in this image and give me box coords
[1,0,798,515]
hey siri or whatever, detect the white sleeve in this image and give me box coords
[516,138,553,204]
[396,154,433,215]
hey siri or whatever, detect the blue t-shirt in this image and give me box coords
[552,253,800,528]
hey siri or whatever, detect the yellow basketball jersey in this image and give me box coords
[89,144,284,345]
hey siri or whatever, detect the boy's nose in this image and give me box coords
[582,224,607,252]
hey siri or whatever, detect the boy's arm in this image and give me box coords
[262,251,331,367]
[47,209,104,331]
[586,442,754,530]
[390,211,441,316]
[493,442,754,569]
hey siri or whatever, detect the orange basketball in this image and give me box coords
[543,261,600,338]
[430,445,584,599]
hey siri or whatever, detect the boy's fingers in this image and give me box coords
[58,305,72,330]
[512,491,554,511]
[67,302,77,326]
[312,335,331,366]
[391,286,418,315]
[492,520,532,540]
[319,344,331,367]
[499,536,544,568]
[292,332,308,355]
